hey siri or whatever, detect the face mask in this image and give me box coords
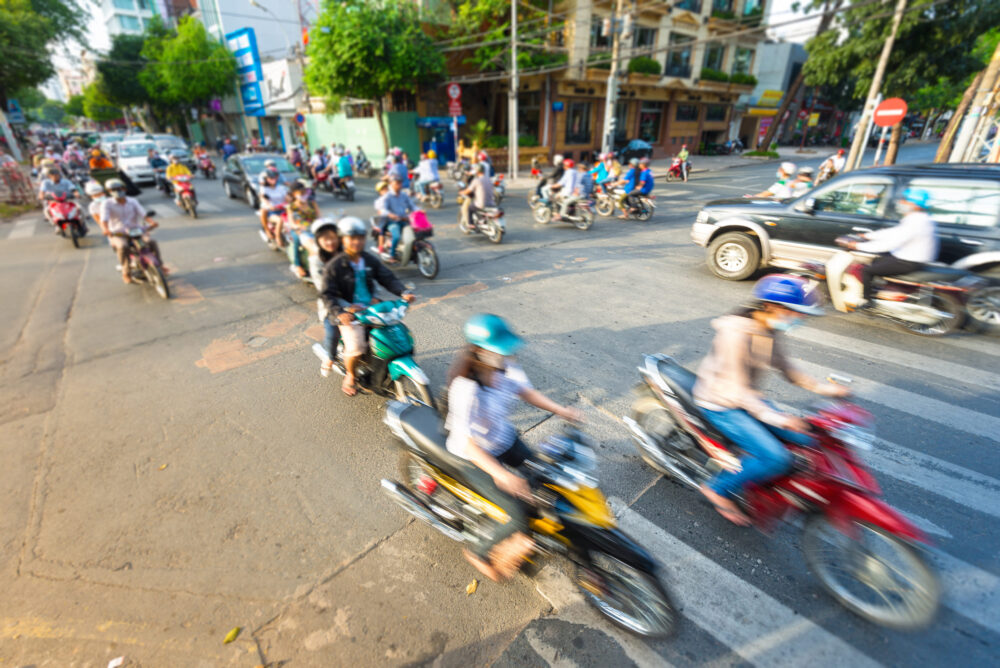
[776,170,784,179]
[772,316,802,332]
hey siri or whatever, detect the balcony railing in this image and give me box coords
[675,0,702,12]
[664,63,692,78]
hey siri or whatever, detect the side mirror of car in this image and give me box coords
[796,197,816,214]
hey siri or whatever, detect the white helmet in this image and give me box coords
[84,180,105,196]
[553,154,564,166]
[337,216,367,237]
[310,217,338,236]
[780,161,797,175]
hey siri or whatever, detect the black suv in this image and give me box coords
[691,164,1000,280]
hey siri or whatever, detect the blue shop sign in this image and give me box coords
[552,101,564,112]
[226,28,266,117]
[416,116,466,128]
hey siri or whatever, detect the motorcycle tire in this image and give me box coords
[802,515,939,630]
[428,191,443,209]
[189,202,198,219]
[574,210,594,231]
[635,201,654,222]
[966,285,1000,335]
[533,205,552,224]
[595,197,615,217]
[629,396,687,477]
[145,264,170,300]
[70,223,80,249]
[576,552,677,639]
[415,243,439,279]
[486,222,504,244]
[895,292,964,337]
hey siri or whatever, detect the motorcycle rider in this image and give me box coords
[388,153,410,189]
[148,148,170,194]
[677,144,691,182]
[85,180,107,230]
[38,166,77,230]
[334,147,354,192]
[310,218,343,377]
[373,180,391,254]
[459,162,496,231]
[309,147,328,181]
[749,162,796,199]
[259,170,289,247]
[381,174,419,262]
[222,137,238,160]
[615,158,641,219]
[539,154,565,203]
[165,154,194,207]
[791,166,815,198]
[319,216,414,395]
[445,314,581,581]
[89,149,114,171]
[280,182,322,278]
[413,150,440,199]
[845,187,938,308]
[99,178,163,284]
[257,159,286,187]
[551,158,580,221]
[589,152,620,190]
[693,274,850,525]
[816,148,847,185]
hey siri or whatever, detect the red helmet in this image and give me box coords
[563,159,575,169]
[837,148,846,155]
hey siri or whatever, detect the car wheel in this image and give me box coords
[244,186,257,209]
[224,180,236,199]
[707,231,760,281]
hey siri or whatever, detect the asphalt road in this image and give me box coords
[2,142,998,667]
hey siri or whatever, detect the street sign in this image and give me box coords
[7,99,25,124]
[874,97,907,127]
[295,113,305,124]
[808,112,820,127]
[798,109,809,120]
[447,83,461,100]
[448,99,462,117]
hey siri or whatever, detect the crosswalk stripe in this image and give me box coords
[609,499,882,667]
[197,201,222,213]
[934,335,1000,358]
[790,328,1000,392]
[796,359,1000,441]
[7,218,37,239]
[932,549,1000,636]
[867,438,1000,519]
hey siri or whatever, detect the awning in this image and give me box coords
[746,108,778,117]
[416,116,466,128]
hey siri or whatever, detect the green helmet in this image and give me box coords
[463,314,524,356]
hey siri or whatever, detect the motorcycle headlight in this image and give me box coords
[695,211,711,225]
[831,423,876,452]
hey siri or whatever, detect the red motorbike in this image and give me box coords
[198,155,216,179]
[172,174,198,218]
[46,193,87,248]
[624,353,940,630]
[665,157,687,182]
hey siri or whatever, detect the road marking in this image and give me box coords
[7,218,38,239]
[900,511,953,539]
[931,549,1000,635]
[936,335,1000,357]
[659,189,693,197]
[797,359,1000,441]
[197,201,222,213]
[789,328,1000,392]
[609,499,881,667]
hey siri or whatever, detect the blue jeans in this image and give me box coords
[286,230,308,269]
[704,406,811,498]
[413,180,427,196]
[387,220,405,257]
[323,317,340,360]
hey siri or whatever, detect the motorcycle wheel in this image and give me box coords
[69,223,80,248]
[574,209,594,231]
[666,172,676,182]
[595,197,614,217]
[528,193,540,207]
[895,292,964,337]
[145,264,170,300]
[428,191,443,209]
[416,243,439,279]
[576,551,677,639]
[533,205,552,224]
[485,221,504,244]
[635,201,654,222]
[967,285,1000,335]
[189,201,198,219]
[802,515,939,630]
[395,375,435,407]
[629,396,687,477]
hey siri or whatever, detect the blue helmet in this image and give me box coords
[752,274,824,315]
[463,314,524,356]
[900,187,931,209]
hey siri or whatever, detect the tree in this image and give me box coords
[64,93,84,117]
[306,0,445,153]
[38,99,65,124]
[142,16,236,106]
[0,0,85,109]
[97,33,147,108]
[12,86,45,110]
[82,82,122,123]
[448,0,566,73]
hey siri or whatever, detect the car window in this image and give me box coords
[119,142,156,158]
[227,157,242,173]
[812,178,893,217]
[242,156,295,173]
[907,178,1000,228]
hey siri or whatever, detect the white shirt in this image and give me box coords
[100,197,147,234]
[767,180,793,199]
[557,168,580,194]
[791,180,813,198]
[857,211,938,263]
[260,183,287,207]
[445,363,533,458]
[830,154,846,172]
[88,197,105,221]
[416,158,440,182]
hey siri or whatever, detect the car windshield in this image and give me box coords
[156,137,187,151]
[243,156,296,173]
[119,142,156,158]
[101,134,123,143]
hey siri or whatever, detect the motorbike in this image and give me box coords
[625,354,940,630]
[357,155,377,178]
[198,155,216,179]
[258,205,287,251]
[172,174,198,219]
[154,168,172,197]
[532,195,596,230]
[331,175,356,201]
[449,158,472,183]
[665,158,688,182]
[616,188,656,221]
[815,162,838,186]
[593,183,617,218]
[46,193,87,248]
[369,211,439,279]
[313,169,332,193]
[456,193,505,243]
[796,235,983,336]
[381,401,677,638]
[311,300,434,405]
[417,180,444,209]
[114,213,169,299]
[492,173,506,204]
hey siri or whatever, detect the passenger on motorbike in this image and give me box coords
[309,148,328,180]
[259,171,289,246]
[319,216,414,395]
[310,218,343,377]
[749,162,796,199]
[551,158,580,221]
[539,154,565,203]
[388,154,410,188]
[165,154,193,206]
[333,148,353,191]
[637,156,654,199]
[413,150,440,197]
[693,275,849,525]
[791,166,815,198]
[844,187,938,307]
[615,158,641,219]
[446,314,582,581]
[280,183,322,278]
[380,175,420,262]
[816,149,846,185]
[459,163,496,231]
[38,167,77,229]
[577,161,595,199]
[589,153,620,190]
[99,179,163,284]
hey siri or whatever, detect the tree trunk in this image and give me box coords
[935,70,983,162]
[375,97,390,157]
[884,121,903,165]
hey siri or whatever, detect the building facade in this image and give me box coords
[100,0,161,37]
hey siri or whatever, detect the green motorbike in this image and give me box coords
[314,299,435,406]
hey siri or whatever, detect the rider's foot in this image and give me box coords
[700,484,750,526]
[463,549,501,583]
[121,272,133,284]
[320,360,334,378]
[342,373,357,396]
[293,265,307,278]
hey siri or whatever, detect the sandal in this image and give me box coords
[700,484,750,526]
[320,360,334,378]
[342,376,357,396]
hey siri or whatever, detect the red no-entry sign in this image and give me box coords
[873,98,908,127]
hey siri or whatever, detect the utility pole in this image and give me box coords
[844,0,907,173]
[507,0,519,179]
[952,41,1000,162]
[601,0,627,156]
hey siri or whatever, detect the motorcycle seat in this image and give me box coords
[415,228,433,240]
[653,357,732,447]
[396,402,474,480]
[883,265,971,285]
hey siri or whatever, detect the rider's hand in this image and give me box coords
[782,415,811,433]
[146,220,158,230]
[337,312,354,325]
[401,293,416,303]
[558,406,583,423]
[498,471,532,502]
[820,382,852,399]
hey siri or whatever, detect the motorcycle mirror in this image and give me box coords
[796,198,816,214]
[827,373,853,386]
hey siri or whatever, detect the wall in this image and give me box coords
[303,111,420,166]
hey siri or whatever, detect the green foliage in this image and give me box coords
[82,83,121,122]
[12,86,45,110]
[519,134,539,147]
[64,94,85,117]
[0,0,85,103]
[306,0,444,149]
[587,52,611,70]
[465,118,492,147]
[628,57,662,76]
[37,99,64,124]
[745,149,779,158]
[712,9,736,20]
[729,72,757,86]
[449,0,565,72]
[483,135,507,148]
[701,67,729,82]
[803,0,1000,102]
[97,33,147,107]
[140,16,236,107]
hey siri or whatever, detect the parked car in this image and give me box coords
[116,139,159,185]
[690,163,1000,325]
[221,153,301,209]
[99,132,125,159]
[614,139,654,164]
